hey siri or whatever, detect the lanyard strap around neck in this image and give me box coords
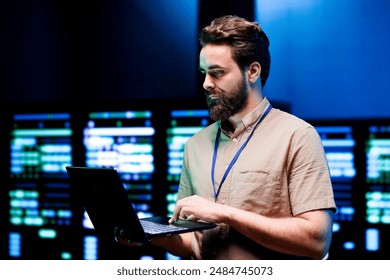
[211,104,272,201]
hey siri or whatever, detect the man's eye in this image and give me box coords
[212,70,223,76]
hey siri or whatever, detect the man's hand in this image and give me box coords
[169,195,228,224]
[114,227,144,247]
[115,226,193,257]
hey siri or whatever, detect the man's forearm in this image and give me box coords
[226,207,333,259]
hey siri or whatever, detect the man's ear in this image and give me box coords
[247,62,261,84]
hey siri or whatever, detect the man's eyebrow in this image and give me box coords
[198,64,224,72]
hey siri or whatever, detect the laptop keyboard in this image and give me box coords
[140,220,188,234]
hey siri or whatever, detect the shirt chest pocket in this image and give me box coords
[230,169,288,216]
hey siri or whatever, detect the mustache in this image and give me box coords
[204,88,222,98]
[204,90,218,106]
[204,89,213,96]
[204,86,221,94]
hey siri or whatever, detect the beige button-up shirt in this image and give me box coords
[177,97,336,259]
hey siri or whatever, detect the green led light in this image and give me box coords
[41,210,55,217]
[57,210,71,218]
[61,252,72,260]
[367,215,380,224]
[381,216,390,224]
[366,208,380,215]
[20,159,39,166]
[38,229,57,239]
[11,190,39,199]
[24,217,44,226]
[10,217,23,225]
[10,208,23,216]
[89,111,152,119]
[23,151,39,158]
[167,127,203,135]
[40,155,72,162]
[367,139,390,146]
[10,190,24,198]
[13,128,72,137]
[10,199,21,208]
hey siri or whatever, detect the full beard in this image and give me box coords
[205,77,248,121]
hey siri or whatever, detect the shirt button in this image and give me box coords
[232,138,238,143]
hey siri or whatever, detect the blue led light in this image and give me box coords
[366,229,379,251]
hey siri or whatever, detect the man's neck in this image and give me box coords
[227,93,264,131]
[221,118,240,135]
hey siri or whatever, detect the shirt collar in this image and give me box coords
[220,96,271,135]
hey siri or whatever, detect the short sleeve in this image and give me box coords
[287,126,337,215]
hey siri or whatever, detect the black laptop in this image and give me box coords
[66,166,216,244]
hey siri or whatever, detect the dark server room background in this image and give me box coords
[1,0,389,260]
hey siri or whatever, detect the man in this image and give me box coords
[118,15,336,259]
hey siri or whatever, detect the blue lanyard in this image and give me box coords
[211,105,272,201]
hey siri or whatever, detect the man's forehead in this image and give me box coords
[199,44,234,70]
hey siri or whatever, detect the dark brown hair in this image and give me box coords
[199,15,271,87]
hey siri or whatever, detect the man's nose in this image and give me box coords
[203,74,215,91]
